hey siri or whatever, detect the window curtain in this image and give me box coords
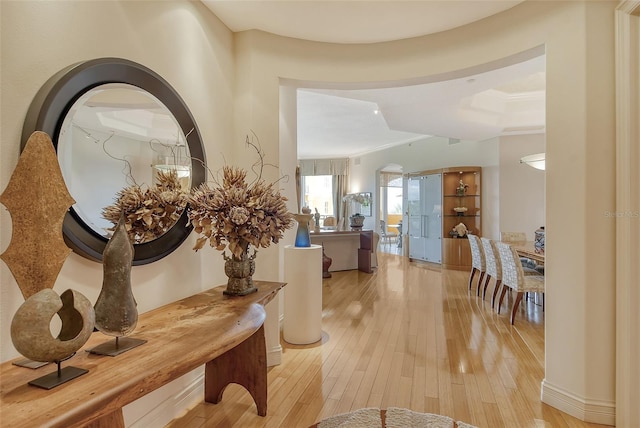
[334,174,348,230]
[380,171,403,188]
[299,158,349,229]
[298,159,348,176]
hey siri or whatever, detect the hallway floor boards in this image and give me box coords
[167,252,607,428]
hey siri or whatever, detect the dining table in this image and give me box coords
[510,240,545,264]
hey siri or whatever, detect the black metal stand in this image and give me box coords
[87,336,147,356]
[28,357,87,390]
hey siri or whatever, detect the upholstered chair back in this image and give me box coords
[467,234,485,271]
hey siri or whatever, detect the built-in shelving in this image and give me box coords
[406,166,482,270]
[441,167,482,270]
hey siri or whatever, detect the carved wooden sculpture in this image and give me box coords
[0,131,75,299]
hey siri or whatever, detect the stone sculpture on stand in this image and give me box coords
[89,214,146,356]
[1,131,95,388]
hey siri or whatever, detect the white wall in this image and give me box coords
[346,133,542,246]
[347,136,500,237]
[499,134,545,240]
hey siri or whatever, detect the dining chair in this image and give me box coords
[495,241,545,324]
[480,237,502,307]
[379,220,398,245]
[466,234,486,296]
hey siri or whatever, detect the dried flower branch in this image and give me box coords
[102,170,188,244]
[187,135,294,260]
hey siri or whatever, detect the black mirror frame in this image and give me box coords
[22,58,206,265]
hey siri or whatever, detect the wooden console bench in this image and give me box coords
[0,280,285,427]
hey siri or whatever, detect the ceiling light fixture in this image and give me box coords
[520,152,545,170]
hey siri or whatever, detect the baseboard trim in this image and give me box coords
[541,379,615,426]
[268,343,282,366]
[127,341,282,426]
[129,374,204,428]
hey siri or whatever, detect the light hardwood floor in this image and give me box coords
[167,252,608,428]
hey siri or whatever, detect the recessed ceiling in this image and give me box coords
[297,54,545,159]
[200,1,544,159]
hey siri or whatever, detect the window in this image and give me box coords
[302,175,334,216]
[387,186,403,215]
[379,171,403,226]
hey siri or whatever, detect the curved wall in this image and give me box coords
[235,1,616,423]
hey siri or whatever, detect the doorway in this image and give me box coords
[379,167,403,254]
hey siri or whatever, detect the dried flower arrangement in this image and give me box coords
[102,170,188,244]
[187,136,294,260]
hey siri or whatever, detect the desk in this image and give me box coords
[511,241,545,264]
[310,230,372,272]
[0,281,285,427]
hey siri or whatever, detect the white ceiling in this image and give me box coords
[201,1,545,159]
[202,1,524,45]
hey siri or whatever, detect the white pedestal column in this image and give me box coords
[283,245,322,344]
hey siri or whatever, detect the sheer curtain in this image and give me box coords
[299,158,349,229]
[334,174,348,229]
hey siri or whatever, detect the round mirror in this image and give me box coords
[22,58,206,265]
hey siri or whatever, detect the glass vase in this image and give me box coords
[293,213,313,247]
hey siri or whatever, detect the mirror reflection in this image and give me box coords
[57,83,192,242]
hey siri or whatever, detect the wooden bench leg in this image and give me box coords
[204,325,267,416]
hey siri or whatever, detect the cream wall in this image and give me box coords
[0,0,236,424]
[0,0,622,425]
[234,1,617,424]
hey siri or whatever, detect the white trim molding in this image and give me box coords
[615,1,640,427]
[541,380,616,425]
[265,294,283,367]
[127,374,204,428]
